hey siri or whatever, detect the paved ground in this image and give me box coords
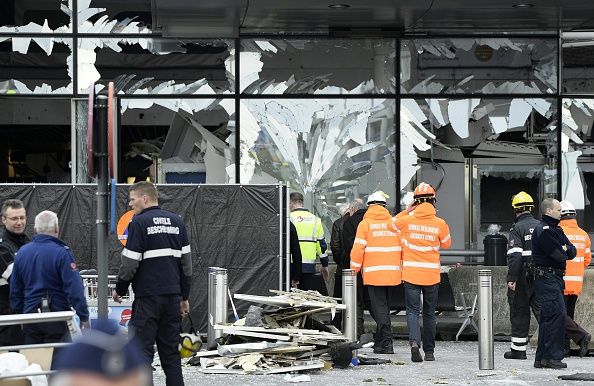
[153,340,594,385]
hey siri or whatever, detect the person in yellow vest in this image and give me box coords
[395,182,451,362]
[290,192,329,295]
[350,191,401,354]
[559,200,592,357]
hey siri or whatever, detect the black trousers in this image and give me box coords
[130,295,183,386]
[564,294,578,320]
[298,273,328,295]
[331,272,343,329]
[564,294,588,348]
[357,273,373,337]
[508,271,540,351]
[23,320,69,370]
[367,286,392,350]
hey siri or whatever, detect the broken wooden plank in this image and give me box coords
[264,360,325,374]
[220,328,291,341]
[234,293,346,310]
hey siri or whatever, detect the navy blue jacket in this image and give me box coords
[115,206,192,299]
[532,215,577,270]
[9,234,89,322]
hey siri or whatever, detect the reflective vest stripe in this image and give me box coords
[570,256,585,263]
[363,265,401,273]
[442,234,451,243]
[365,246,402,253]
[144,248,183,259]
[298,236,317,242]
[402,261,440,269]
[507,247,523,255]
[351,261,362,268]
[402,239,439,252]
[122,248,143,260]
[354,238,367,245]
[586,248,591,254]
[564,275,584,282]
[521,251,532,256]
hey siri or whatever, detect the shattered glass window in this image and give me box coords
[562,43,594,93]
[0,0,71,33]
[77,0,151,34]
[77,38,234,95]
[561,98,594,232]
[400,97,558,252]
[240,39,395,94]
[401,38,557,94]
[0,37,72,94]
[239,98,396,232]
[120,98,235,184]
[0,98,71,182]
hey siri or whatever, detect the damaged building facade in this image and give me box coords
[1,0,594,254]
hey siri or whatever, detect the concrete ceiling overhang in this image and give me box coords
[145,0,594,37]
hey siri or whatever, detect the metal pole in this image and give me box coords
[342,269,357,342]
[208,267,228,349]
[478,269,494,370]
[94,95,109,319]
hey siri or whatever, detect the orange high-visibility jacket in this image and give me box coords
[560,218,591,295]
[350,205,402,286]
[395,203,451,286]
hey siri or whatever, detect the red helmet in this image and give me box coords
[413,182,436,199]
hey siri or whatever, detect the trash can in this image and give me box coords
[483,234,508,266]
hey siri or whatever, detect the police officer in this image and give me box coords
[289,192,329,295]
[532,198,576,369]
[9,210,89,343]
[113,181,192,386]
[504,191,541,360]
[0,199,29,345]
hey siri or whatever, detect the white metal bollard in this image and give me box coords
[478,269,494,370]
[342,269,357,342]
[207,267,228,349]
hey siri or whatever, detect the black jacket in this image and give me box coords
[506,213,540,282]
[330,213,350,272]
[342,209,367,269]
[532,215,577,270]
[289,222,302,282]
[0,229,29,311]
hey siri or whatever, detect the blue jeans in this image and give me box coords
[404,282,439,353]
[534,273,566,362]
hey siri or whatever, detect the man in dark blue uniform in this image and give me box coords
[113,181,192,386]
[10,210,89,344]
[532,198,576,369]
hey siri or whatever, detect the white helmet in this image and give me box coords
[367,191,389,205]
[560,200,576,217]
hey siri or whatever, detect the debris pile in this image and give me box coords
[188,289,349,374]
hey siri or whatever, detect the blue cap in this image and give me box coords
[54,319,147,378]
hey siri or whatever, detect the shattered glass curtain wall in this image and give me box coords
[401,97,558,249]
[562,99,594,232]
[239,99,396,228]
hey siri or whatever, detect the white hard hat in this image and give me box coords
[367,191,389,205]
[560,200,576,217]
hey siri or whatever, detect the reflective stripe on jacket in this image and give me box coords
[395,203,451,286]
[350,205,401,286]
[290,208,327,272]
[560,218,592,295]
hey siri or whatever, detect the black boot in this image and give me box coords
[579,334,591,358]
[503,349,526,360]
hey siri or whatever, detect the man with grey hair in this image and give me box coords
[0,199,29,345]
[10,210,89,345]
[532,198,576,369]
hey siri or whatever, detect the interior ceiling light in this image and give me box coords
[512,3,534,8]
[328,4,350,8]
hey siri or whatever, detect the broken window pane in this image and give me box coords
[400,98,558,255]
[0,98,71,182]
[561,98,594,232]
[239,98,395,233]
[240,39,395,94]
[0,0,71,33]
[0,37,72,94]
[119,98,235,184]
[563,43,594,93]
[77,38,233,95]
[77,0,151,34]
[401,38,557,94]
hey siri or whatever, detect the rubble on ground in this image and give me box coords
[187,289,350,374]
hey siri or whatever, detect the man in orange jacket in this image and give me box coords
[559,200,591,357]
[395,182,451,362]
[350,191,401,354]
